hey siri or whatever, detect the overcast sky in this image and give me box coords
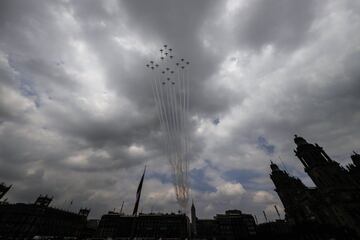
[1,0,360,221]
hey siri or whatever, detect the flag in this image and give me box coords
[133,165,146,216]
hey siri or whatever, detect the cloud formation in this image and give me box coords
[1,0,360,221]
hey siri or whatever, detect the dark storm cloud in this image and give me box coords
[0,0,359,220]
[238,0,319,50]
[109,0,235,117]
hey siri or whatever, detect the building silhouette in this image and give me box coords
[0,194,90,239]
[191,204,257,240]
[97,212,190,239]
[1,135,360,239]
[96,206,256,239]
[97,213,136,237]
[191,200,197,236]
[256,219,292,240]
[347,151,360,185]
[270,135,360,237]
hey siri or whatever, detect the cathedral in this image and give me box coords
[270,135,360,236]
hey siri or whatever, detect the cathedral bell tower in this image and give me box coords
[293,135,355,189]
[293,135,360,235]
[270,161,309,224]
[191,200,197,236]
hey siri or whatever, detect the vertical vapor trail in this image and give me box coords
[146,45,191,212]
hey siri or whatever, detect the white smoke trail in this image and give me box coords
[146,46,190,212]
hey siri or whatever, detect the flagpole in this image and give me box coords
[133,165,146,216]
[120,201,125,215]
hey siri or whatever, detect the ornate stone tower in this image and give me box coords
[293,135,356,189]
[191,200,197,236]
[293,135,360,235]
[270,161,310,224]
